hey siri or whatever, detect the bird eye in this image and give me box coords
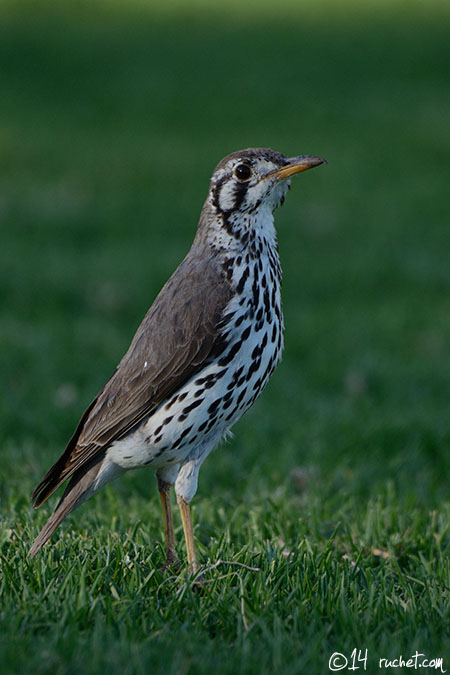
[234,163,252,181]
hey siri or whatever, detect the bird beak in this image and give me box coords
[263,155,327,182]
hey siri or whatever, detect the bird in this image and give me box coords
[29,147,326,571]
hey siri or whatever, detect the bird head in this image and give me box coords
[210,148,325,213]
[203,148,326,244]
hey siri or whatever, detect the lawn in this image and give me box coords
[0,0,449,673]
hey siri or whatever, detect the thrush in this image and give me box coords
[29,148,326,571]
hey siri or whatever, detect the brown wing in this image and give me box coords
[32,250,232,507]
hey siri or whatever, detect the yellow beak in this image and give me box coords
[263,155,327,182]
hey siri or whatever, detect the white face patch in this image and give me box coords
[218,179,239,212]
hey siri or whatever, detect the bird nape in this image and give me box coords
[29,148,326,572]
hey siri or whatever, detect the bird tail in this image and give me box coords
[29,457,103,558]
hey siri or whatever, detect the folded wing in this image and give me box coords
[32,251,232,507]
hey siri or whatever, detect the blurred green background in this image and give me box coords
[0,0,449,673]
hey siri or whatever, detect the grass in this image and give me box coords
[0,0,449,673]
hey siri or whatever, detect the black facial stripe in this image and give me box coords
[211,172,251,238]
[232,180,248,211]
[211,176,226,211]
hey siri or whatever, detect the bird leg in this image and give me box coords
[157,477,179,567]
[176,494,199,574]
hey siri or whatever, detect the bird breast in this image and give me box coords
[106,244,283,473]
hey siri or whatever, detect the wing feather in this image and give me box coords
[32,250,232,507]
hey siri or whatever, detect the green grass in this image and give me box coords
[1,0,449,673]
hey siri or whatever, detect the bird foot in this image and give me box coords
[158,550,182,573]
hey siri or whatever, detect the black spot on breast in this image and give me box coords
[227,365,244,390]
[219,346,238,367]
[172,425,194,450]
[207,398,222,414]
[236,387,247,405]
[165,395,178,410]
[182,399,204,415]
[251,343,261,360]
[252,276,259,307]
[237,374,246,387]
[251,333,267,361]
[271,324,277,343]
[222,396,235,410]
[252,377,262,392]
[246,357,261,381]
[205,416,218,433]
[196,373,218,386]
[253,261,259,282]
[236,266,250,294]
[255,319,265,332]
[241,325,251,341]
[263,288,271,316]
[224,406,238,421]
[218,333,246,366]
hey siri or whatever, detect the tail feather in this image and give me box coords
[31,399,99,509]
[29,456,104,558]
